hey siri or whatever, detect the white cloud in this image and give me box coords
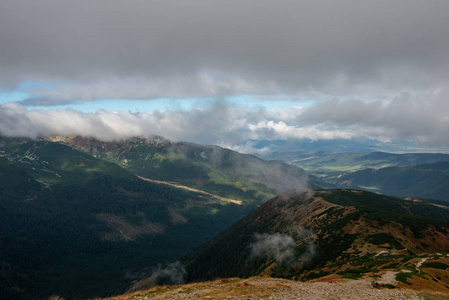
[2,86,449,149]
[250,233,296,262]
[218,141,272,156]
[248,120,356,141]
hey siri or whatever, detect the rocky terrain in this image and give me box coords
[99,275,433,300]
[182,189,449,287]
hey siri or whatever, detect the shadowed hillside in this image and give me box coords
[0,138,257,299]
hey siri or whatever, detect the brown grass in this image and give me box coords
[99,277,293,300]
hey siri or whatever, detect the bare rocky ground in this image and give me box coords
[101,274,447,300]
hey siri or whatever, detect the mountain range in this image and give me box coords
[55,135,317,204]
[267,149,449,178]
[267,148,449,202]
[2,136,449,299]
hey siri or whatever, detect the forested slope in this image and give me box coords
[0,138,255,299]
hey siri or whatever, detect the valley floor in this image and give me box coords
[100,275,443,300]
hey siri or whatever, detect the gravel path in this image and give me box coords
[416,258,428,273]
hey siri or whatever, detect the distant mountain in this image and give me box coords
[265,150,449,181]
[0,138,257,299]
[263,148,449,202]
[182,189,449,292]
[253,138,449,155]
[336,161,449,201]
[56,136,323,204]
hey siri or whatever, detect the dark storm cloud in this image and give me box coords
[1,0,448,101]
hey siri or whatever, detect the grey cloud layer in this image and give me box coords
[1,0,449,102]
[1,1,449,148]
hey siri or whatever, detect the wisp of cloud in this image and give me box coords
[149,261,187,286]
[251,233,296,262]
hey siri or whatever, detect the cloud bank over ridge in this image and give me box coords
[1,1,449,149]
[2,88,449,150]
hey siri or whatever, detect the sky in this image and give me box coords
[1,0,449,153]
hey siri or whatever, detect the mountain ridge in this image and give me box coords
[336,161,449,201]
[181,189,449,294]
[54,135,322,205]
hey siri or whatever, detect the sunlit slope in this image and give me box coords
[183,189,449,292]
[0,138,256,300]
